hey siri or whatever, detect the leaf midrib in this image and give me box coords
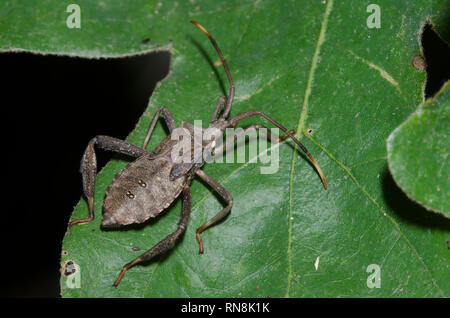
[286,0,334,298]
[284,0,443,298]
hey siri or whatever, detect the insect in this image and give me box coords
[69,20,328,287]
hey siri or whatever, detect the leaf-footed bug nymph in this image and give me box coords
[69,21,328,287]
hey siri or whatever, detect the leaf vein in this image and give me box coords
[304,132,444,297]
[347,49,407,103]
[286,0,334,298]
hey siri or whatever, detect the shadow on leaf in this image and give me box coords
[189,37,227,99]
[382,167,450,232]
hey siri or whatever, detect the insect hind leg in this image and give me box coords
[113,186,192,287]
[69,136,147,227]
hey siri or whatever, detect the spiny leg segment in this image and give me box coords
[70,106,177,227]
[113,186,192,287]
[69,136,148,227]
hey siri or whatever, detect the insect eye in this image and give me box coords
[126,191,135,199]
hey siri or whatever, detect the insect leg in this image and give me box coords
[113,186,192,287]
[142,107,176,149]
[229,111,327,189]
[211,96,226,122]
[69,136,148,227]
[213,124,295,156]
[195,169,233,254]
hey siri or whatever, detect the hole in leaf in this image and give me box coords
[2,50,171,296]
[421,23,450,99]
[62,260,77,277]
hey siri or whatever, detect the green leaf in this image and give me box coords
[387,81,450,216]
[3,0,448,297]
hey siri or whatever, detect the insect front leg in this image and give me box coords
[211,96,226,122]
[113,186,192,287]
[69,136,148,227]
[229,111,327,189]
[195,169,233,254]
[213,124,295,156]
[142,106,176,149]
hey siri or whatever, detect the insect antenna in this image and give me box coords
[190,20,235,119]
[191,21,327,190]
[229,111,328,190]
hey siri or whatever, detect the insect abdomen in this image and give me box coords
[102,155,187,227]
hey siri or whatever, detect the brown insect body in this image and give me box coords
[69,21,328,287]
[102,120,227,228]
[102,153,188,227]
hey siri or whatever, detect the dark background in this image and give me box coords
[1,25,448,297]
[2,51,170,297]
